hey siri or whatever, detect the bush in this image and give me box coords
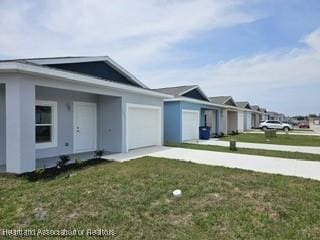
[95,150,105,159]
[20,158,112,181]
[75,158,83,165]
[57,155,71,169]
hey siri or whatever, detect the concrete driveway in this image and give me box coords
[104,146,320,181]
[185,139,320,155]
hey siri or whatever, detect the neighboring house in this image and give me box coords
[278,113,286,122]
[209,96,240,134]
[260,108,267,121]
[155,85,226,143]
[251,105,262,128]
[267,111,282,121]
[236,101,252,131]
[0,56,170,173]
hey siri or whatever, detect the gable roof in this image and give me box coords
[251,105,260,111]
[236,101,252,109]
[155,85,196,96]
[260,108,267,113]
[16,56,148,88]
[154,85,209,101]
[0,60,171,99]
[209,96,237,106]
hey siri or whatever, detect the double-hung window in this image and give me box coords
[35,101,57,149]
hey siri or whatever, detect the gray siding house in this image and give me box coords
[0,56,170,173]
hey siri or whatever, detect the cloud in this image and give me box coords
[141,29,320,99]
[0,0,256,68]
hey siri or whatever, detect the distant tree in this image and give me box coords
[309,114,317,117]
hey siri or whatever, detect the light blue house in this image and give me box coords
[155,86,226,143]
[0,56,170,173]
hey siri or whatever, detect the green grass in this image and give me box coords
[1,157,320,239]
[166,143,320,162]
[221,133,320,146]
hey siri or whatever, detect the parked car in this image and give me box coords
[298,122,310,128]
[259,120,293,131]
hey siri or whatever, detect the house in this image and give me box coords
[260,108,267,121]
[155,85,226,143]
[251,105,262,128]
[0,56,171,173]
[267,111,281,121]
[209,96,240,134]
[235,101,253,130]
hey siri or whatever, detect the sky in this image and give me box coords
[0,0,319,116]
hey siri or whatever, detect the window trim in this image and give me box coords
[35,100,58,149]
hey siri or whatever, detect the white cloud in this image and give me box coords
[1,0,319,115]
[0,0,255,68]
[304,27,320,53]
[140,28,320,115]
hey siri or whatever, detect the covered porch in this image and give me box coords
[227,110,238,134]
[0,80,124,173]
[203,108,220,137]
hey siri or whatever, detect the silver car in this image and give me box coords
[259,120,293,131]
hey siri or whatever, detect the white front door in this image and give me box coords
[74,102,97,153]
[182,110,200,141]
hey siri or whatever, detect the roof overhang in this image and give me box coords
[165,97,246,111]
[0,61,172,99]
[26,56,148,88]
[178,85,210,101]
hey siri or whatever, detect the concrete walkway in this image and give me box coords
[185,139,320,155]
[104,146,320,181]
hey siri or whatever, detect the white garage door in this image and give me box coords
[127,104,161,150]
[182,110,200,141]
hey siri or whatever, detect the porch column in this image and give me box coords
[6,79,35,173]
[221,109,228,135]
[216,109,220,134]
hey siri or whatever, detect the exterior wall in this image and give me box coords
[36,87,99,159]
[122,93,164,152]
[255,113,261,127]
[97,96,122,153]
[163,101,223,143]
[0,72,166,173]
[237,110,244,132]
[251,113,256,128]
[1,75,36,173]
[221,109,228,135]
[261,113,267,121]
[205,110,217,134]
[181,101,221,136]
[163,101,182,143]
[227,111,238,133]
[0,84,5,165]
[244,111,252,130]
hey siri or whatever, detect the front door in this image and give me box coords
[74,102,97,153]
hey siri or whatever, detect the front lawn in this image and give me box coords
[222,133,320,146]
[1,157,320,239]
[167,143,320,162]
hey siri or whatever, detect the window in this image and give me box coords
[35,101,57,149]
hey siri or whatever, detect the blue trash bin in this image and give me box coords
[199,126,211,140]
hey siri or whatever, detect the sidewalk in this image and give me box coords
[185,139,320,155]
[104,146,320,181]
